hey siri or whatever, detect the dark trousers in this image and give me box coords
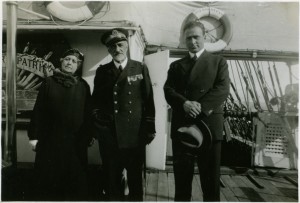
[98,131,144,201]
[172,138,222,201]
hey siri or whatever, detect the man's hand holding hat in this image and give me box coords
[183,100,201,118]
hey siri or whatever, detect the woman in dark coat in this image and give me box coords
[28,48,92,201]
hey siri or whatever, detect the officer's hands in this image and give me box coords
[92,109,113,127]
[29,140,38,151]
[183,100,201,118]
[145,133,156,145]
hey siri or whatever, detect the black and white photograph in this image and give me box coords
[1,1,299,201]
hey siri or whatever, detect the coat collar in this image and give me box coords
[113,57,128,70]
[107,60,117,76]
[187,50,209,86]
[115,59,136,83]
[178,55,192,74]
[179,50,209,74]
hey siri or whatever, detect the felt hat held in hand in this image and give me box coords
[177,120,212,152]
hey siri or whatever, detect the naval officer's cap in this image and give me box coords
[101,29,128,47]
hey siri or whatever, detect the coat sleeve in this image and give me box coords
[91,66,101,112]
[200,57,230,116]
[84,81,92,119]
[142,64,156,134]
[28,79,48,140]
[163,62,187,111]
[81,80,96,141]
[91,66,114,127]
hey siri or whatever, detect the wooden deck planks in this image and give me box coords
[191,174,203,201]
[143,170,150,197]
[220,176,239,202]
[221,187,239,202]
[143,170,298,202]
[239,175,281,202]
[157,171,169,202]
[167,172,175,201]
[222,175,252,201]
[255,176,297,202]
[222,175,262,202]
[222,175,239,188]
[145,171,159,201]
[232,175,265,202]
[268,176,298,200]
[220,189,227,202]
[222,175,250,201]
[194,173,203,192]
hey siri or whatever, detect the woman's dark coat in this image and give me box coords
[28,76,92,200]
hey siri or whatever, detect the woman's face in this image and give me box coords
[61,55,80,74]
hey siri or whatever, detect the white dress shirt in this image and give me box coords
[113,57,128,70]
[189,48,205,59]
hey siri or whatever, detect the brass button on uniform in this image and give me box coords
[115,110,118,113]
[114,92,117,95]
[128,101,132,104]
[128,91,131,95]
[129,110,132,114]
[114,101,118,104]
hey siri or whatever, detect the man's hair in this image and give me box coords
[183,21,205,35]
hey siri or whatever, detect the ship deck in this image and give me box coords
[2,165,298,202]
[144,166,298,202]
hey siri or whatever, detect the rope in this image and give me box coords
[235,60,248,105]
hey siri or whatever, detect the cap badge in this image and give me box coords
[112,30,120,37]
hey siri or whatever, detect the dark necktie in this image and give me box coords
[192,55,197,62]
[119,65,123,73]
[185,55,197,83]
[115,65,122,76]
[191,55,198,66]
[189,55,197,69]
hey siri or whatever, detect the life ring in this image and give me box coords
[44,1,107,22]
[180,7,233,52]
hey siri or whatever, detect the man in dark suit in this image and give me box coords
[91,29,156,201]
[164,21,230,201]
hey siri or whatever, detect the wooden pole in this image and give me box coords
[4,1,18,166]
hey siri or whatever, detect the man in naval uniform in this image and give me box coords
[164,21,230,201]
[91,29,156,201]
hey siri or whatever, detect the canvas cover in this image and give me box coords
[2,1,299,52]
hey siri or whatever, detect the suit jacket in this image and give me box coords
[164,51,230,140]
[92,59,156,148]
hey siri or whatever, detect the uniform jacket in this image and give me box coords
[164,51,230,140]
[92,59,156,148]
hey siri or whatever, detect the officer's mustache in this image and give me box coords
[113,51,124,55]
